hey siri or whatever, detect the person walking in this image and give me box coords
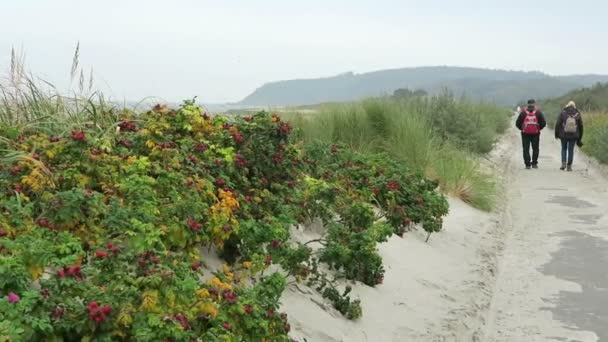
[554,101,584,171]
[516,99,547,169]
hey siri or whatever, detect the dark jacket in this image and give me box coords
[516,107,547,134]
[554,106,584,141]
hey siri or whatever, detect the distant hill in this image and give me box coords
[238,66,608,106]
[543,82,608,112]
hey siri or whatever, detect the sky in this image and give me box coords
[1,0,607,103]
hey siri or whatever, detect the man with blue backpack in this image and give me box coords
[516,99,547,169]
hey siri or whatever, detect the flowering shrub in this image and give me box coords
[0,101,297,341]
[0,99,448,340]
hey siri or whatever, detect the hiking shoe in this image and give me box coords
[567,165,573,172]
[560,164,566,170]
[525,165,532,170]
[532,164,538,169]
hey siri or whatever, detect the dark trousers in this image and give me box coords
[522,133,540,166]
[561,138,576,166]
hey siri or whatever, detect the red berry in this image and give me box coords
[277,122,292,136]
[187,218,202,232]
[194,143,208,152]
[119,139,133,148]
[9,166,21,175]
[222,322,232,331]
[244,304,253,314]
[187,154,198,164]
[67,265,81,277]
[118,120,138,132]
[222,290,238,304]
[386,181,401,191]
[71,130,86,142]
[95,250,108,259]
[215,177,226,188]
[52,307,64,319]
[0,229,7,237]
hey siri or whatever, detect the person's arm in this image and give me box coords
[515,112,525,130]
[538,111,547,130]
[554,113,562,139]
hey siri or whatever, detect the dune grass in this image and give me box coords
[286,95,510,210]
[581,112,608,164]
[0,47,120,137]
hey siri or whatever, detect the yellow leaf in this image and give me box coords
[117,306,134,327]
[166,291,177,310]
[196,288,210,299]
[45,150,56,159]
[28,264,44,280]
[140,290,159,312]
[197,302,218,319]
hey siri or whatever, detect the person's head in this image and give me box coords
[527,99,536,110]
[565,100,576,109]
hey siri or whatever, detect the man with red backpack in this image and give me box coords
[516,99,547,169]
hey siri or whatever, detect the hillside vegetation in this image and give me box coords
[542,82,608,115]
[239,66,608,107]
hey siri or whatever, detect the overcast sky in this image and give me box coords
[1,0,607,103]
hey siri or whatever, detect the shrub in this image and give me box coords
[0,99,450,339]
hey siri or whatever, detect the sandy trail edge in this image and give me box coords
[280,130,519,342]
[482,127,608,342]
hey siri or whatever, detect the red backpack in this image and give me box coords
[522,109,539,134]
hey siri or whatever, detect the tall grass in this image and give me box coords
[581,112,608,164]
[0,46,119,136]
[286,95,510,210]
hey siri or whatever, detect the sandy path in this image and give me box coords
[483,127,608,342]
